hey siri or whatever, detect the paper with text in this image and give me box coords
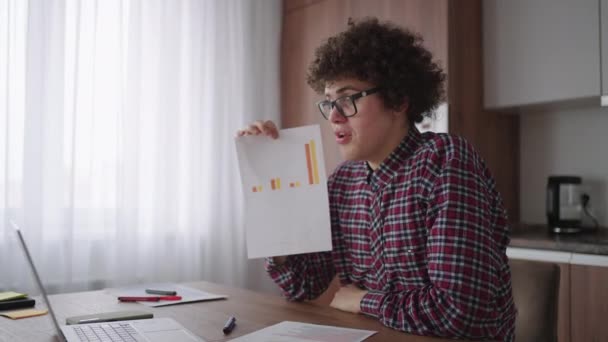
[235,125,332,258]
[228,321,377,342]
[106,283,226,307]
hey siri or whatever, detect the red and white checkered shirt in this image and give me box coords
[266,127,516,341]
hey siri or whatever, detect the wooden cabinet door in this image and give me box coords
[601,0,608,106]
[557,263,570,342]
[570,264,608,342]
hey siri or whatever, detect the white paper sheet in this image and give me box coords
[235,125,332,258]
[106,283,227,307]
[228,321,377,342]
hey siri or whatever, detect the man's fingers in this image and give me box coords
[235,120,279,139]
[246,124,263,135]
[262,120,279,138]
[253,120,278,138]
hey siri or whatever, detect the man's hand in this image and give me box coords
[329,284,368,314]
[236,120,279,139]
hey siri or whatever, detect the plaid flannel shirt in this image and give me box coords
[266,127,516,341]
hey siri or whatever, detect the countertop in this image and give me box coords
[510,223,608,255]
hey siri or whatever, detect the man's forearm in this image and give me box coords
[266,252,336,301]
[361,287,501,339]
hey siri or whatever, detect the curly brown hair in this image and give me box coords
[307,18,446,124]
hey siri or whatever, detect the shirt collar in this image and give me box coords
[365,125,423,191]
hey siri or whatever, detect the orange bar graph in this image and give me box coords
[305,144,314,184]
[253,139,320,193]
[310,140,319,184]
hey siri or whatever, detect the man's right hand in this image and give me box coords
[236,120,279,139]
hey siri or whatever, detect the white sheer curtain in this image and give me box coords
[0,0,281,295]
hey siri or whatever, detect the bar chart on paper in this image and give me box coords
[249,139,321,193]
[235,125,332,258]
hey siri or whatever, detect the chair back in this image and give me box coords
[509,258,560,342]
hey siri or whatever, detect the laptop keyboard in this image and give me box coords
[72,322,145,341]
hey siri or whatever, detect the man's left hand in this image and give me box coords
[329,284,368,314]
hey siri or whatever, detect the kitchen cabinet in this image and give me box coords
[570,254,608,342]
[602,0,608,106]
[508,248,608,342]
[571,264,608,341]
[483,0,602,109]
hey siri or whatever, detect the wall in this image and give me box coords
[281,0,448,173]
[520,104,608,227]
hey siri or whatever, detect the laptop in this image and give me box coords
[11,221,205,342]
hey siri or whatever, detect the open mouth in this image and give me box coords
[334,131,352,144]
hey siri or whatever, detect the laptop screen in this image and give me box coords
[11,221,66,342]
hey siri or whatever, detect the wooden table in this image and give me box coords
[0,281,454,341]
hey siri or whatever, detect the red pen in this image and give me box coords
[118,296,182,302]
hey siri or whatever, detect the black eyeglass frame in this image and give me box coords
[316,87,382,120]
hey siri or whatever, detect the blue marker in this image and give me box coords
[222,316,236,335]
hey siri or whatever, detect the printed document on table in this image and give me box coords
[235,125,332,258]
[228,321,377,342]
[106,283,226,307]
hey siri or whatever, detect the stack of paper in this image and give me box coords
[107,283,227,307]
[0,291,47,319]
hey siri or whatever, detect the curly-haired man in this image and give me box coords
[238,18,516,341]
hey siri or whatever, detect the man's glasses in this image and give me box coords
[316,87,382,120]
